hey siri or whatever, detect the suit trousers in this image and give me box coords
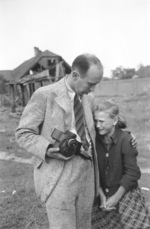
[45,153,95,229]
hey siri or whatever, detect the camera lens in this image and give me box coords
[62,148,73,157]
[68,139,78,149]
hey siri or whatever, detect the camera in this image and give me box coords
[51,128,81,157]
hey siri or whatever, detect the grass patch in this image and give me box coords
[0,189,48,229]
[0,161,49,229]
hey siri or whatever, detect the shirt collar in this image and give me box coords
[65,76,75,100]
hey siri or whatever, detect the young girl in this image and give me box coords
[92,100,150,229]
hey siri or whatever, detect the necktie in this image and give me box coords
[74,94,90,158]
[74,94,86,140]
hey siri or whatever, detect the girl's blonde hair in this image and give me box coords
[94,100,127,129]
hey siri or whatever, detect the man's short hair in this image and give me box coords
[72,53,103,76]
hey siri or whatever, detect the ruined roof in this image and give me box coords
[11,50,71,82]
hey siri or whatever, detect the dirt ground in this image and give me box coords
[0,93,150,228]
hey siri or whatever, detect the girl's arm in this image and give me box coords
[106,133,141,209]
[119,133,141,191]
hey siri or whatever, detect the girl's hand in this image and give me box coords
[99,187,107,209]
[105,186,126,211]
[106,194,119,209]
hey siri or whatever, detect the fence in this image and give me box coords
[93,77,150,97]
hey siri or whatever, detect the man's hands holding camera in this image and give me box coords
[46,146,73,161]
[45,128,81,161]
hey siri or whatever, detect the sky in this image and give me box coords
[0,0,150,77]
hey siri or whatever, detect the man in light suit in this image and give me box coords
[15,53,103,229]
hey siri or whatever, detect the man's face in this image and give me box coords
[74,64,103,96]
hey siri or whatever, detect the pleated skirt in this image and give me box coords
[92,187,150,229]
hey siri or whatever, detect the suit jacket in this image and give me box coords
[15,77,99,203]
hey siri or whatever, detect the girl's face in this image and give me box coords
[94,111,117,136]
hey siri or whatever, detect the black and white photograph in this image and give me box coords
[0,0,150,228]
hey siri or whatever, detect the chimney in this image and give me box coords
[34,47,42,56]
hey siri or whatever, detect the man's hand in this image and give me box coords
[130,133,137,148]
[46,147,73,161]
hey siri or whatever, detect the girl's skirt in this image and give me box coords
[92,187,150,229]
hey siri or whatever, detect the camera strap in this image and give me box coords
[80,151,92,161]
